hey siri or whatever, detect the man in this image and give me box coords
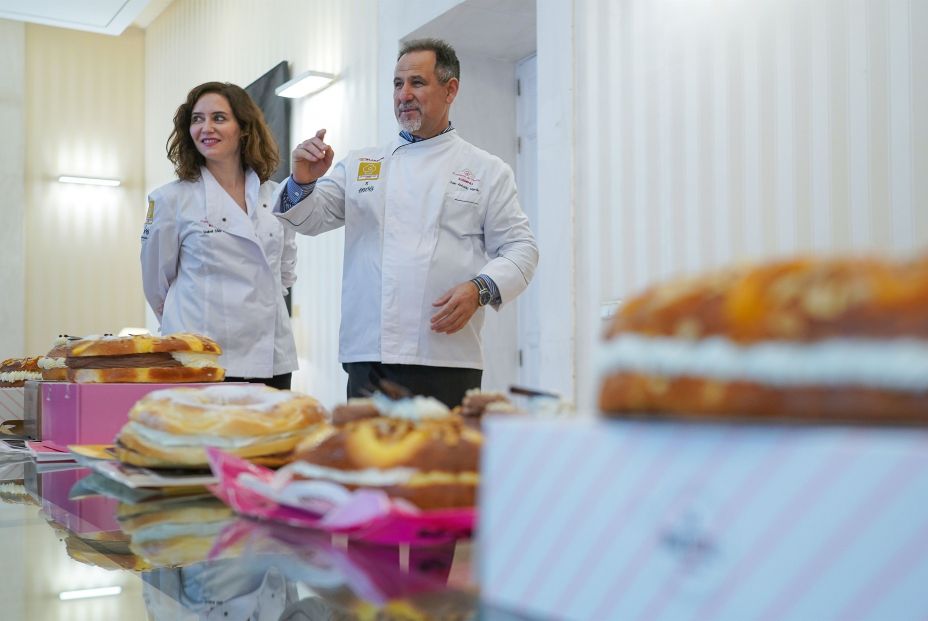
[277,38,538,407]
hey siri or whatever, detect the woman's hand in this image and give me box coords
[291,128,334,184]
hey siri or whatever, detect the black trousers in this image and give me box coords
[343,362,481,408]
[224,372,292,390]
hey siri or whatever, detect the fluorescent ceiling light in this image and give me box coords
[58,176,121,187]
[59,586,122,601]
[275,70,336,98]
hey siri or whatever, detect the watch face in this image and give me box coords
[479,289,492,305]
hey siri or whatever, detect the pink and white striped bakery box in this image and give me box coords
[479,417,928,621]
[0,387,24,423]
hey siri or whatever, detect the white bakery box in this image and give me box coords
[478,416,928,621]
[0,387,25,424]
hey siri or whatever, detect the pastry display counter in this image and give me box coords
[0,461,537,620]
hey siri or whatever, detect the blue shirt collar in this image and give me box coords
[399,122,455,143]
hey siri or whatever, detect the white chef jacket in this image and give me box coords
[141,167,298,377]
[276,130,538,369]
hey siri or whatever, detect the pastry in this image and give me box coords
[115,384,328,468]
[599,253,928,423]
[0,357,42,387]
[284,395,482,510]
[38,335,84,381]
[65,332,225,383]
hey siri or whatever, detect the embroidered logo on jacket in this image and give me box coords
[449,169,482,204]
[451,169,480,188]
[357,160,382,181]
[141,198,155,241]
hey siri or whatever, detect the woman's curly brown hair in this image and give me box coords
[166,81,280,183]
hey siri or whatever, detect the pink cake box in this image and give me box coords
[38,465,122,535]
[40,382,229,450]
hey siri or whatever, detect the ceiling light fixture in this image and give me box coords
[59,586,122,601]
[58,176,121,187]
[275,70,337,98]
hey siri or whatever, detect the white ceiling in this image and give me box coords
[0,0,172,35]
[406,0,536,63]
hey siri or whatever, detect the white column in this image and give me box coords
[537,0,578,405]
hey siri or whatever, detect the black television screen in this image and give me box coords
[246,61,291,183]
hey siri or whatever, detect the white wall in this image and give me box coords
[0,19,25,358]
[145,0,378,408]
[24,24,146,355]
[573,0,928,408]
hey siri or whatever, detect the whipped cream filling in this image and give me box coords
[37,357,66,370]
[371,393,450,420]
[170,352,220,368]
[279,461,418,486]
[125,421,301,448]
[0,371,42,383]
[147,384,296,412]
[599,334,928,392]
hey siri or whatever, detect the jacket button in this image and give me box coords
[263,203,267,208]
[222,217,227,222]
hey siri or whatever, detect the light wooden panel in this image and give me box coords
[575,0,928,304]
[24,24,145,355]
[144,0,379,407]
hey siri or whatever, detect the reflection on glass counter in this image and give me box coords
[0,460,541,620]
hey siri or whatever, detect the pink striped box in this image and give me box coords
[479,417,928,621]
[0,387,24,423]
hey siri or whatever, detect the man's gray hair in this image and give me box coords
[398,38,460,84]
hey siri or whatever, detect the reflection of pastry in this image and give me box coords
[460,389,515,417]
[38,335,84,381]
[115,384,328,468]
[117,496,235,568]
[0,480,36,505]
[0,356,42,387]
[287,399,482,510]
[64,532,150,572]
[65,332,225,383]
[600,254,928,422]
[332,589,477,621]
[43,517,149,571]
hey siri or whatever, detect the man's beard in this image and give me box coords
[397,109,422,133]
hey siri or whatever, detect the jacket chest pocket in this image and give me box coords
[442,186,483,238]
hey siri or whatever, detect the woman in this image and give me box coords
[141,82,297,389]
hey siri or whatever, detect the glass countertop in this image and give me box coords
[0,459,539,620]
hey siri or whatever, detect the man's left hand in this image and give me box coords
[430,281,480,334]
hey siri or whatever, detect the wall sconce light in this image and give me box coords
[275,70,337,98]
[59,586,122,601]
[58,175,121,187]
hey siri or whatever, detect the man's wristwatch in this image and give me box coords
[470,277,492,306]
